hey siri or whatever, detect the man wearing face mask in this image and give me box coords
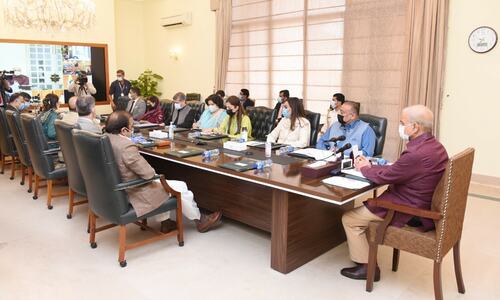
[271,89,289,129]
[339,105,448,281]
[125,87,146,120]
[166,92,195,128]
[316,101,376,157]
[6,93,31,113]
[76,95,102,134]
[239,88,255,110]
[319,93,345,136]
[109,69,131,110]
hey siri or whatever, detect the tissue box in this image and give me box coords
[223,141,247,152]
[149,130,169,139]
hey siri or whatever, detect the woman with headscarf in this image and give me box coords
[139,95,164,124]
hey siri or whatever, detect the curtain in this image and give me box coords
[400,0,449,137]
[214,0,233,91]
[342,0,408,161]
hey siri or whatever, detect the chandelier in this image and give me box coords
[3,0,96,31]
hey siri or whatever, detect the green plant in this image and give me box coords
[130,69,164,97]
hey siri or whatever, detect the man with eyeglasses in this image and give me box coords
[316,100,376,157]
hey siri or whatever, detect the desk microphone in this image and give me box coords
[335,143,352,154]
[327,135,346,143]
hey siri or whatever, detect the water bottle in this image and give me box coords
[202,149,220,159]
[276,145,295,156]
[265,141,272,158]
[254,159,273,170]
[168,122,175,140]
[241,127,248,143]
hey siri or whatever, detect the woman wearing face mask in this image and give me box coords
[267,97,310,148]
[193,94,227,130]
[319,93,345,136]
[40,93,63,142]
[139,96,164,124]
[214,95,252,139]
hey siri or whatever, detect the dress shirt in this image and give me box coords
[267,117,311,148]
[317,119,376,157]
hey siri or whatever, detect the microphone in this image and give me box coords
[327,135,346,143]
[335,143,352,154]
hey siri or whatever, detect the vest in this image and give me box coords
[327,119,370,156]
[171,105,192,126]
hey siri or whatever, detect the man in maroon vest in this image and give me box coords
[341,105,448,281]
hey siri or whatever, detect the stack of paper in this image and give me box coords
[291,148,334,160]
[322,176,370,189]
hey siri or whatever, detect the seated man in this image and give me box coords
[271,89,289,129]
[76,95,102,134]
[125,87,146,120]
[61,96,79,124]
[239,88,255,110]
[105,111,222,233]
[317,101,376,157]
[340,105,448,281]
[166,92,195,128]
[6,93,30,113]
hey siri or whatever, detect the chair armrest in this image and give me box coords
[114,174,161,191]
[367,199,442,221]
[43,148,61,156]
[48,140,59,146]
[158,175,181,199]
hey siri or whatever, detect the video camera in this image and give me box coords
[0,70,14,81]
[75,71,88,86]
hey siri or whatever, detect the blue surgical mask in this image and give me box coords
[18,102,31,111]
[282,108,290,118]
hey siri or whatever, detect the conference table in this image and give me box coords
[138,129,379,274]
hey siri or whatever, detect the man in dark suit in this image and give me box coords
[109,69,131,110]
[239,88,255,110]
[271,89,289,129]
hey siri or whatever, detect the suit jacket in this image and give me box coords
[77,117,102,134]
[125,98,147,120]
[106,133,169,217]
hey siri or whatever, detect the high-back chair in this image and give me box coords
[187,101,205,121]
[246,106,274,141]
[72,129,184,267]
[186,93,201,102]
[6,110,32,192]
[305,110,321,147]
[54,120,89,219]
[0,108,18,180]
[359,114,387,157]
[365,148,475,300]
[20,113,68,208]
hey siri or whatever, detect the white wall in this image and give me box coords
[440,0,500,178]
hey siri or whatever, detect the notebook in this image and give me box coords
[197,133,228,140]
[164,148,204,158]
[165,126,191,133]
[133,122,159,129]
[322,176,371,189]
[218,160,257,172]
[247,142,285,150]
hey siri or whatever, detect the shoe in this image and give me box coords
[160,219,177,233]
[196,211,222,233]
[340,264,380,282]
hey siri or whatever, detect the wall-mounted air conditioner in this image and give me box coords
[160,13,192,28]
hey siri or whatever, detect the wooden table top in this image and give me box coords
[138,130,378,205]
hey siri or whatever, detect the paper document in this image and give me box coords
[134,122,158,128]
[341,168,366,179]
[322,176,370,189]
[291,148,333,160]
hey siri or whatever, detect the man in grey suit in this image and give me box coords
[76,95,102,134]
[125,87,146,120]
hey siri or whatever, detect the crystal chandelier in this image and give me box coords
[3,0,96,31]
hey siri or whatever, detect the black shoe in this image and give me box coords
[340,264,380,282]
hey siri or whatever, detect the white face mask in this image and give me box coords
[117,76,123,81]
[398,124,410,141]
[330,100,337,109]
[174,103,182,110]
[208,104,218,113]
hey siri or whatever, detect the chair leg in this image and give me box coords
[33,175,39,200]
[47,179,53,209]
[366,243,379,292]
[1,154,5,174]
[433,261,443,300]
[20,164,25,185]
[67,188,75,219]
[9,156,16,180]
[140,218,147,231]
[392,248,400,272]
[453,240,466,294]
[176,204,184,247]
[89,210,97,248]
[27,167,33,193]
[118,225,127,267]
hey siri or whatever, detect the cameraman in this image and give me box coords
[68,71,96,97]
[0,72,13,107]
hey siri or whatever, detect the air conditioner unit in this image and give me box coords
[160,13,192,28]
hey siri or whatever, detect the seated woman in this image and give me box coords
[139,96,164,124]
[193,94,227,130]
[266,97,310,148]
[213,95,252,140]
[40,93,62,142]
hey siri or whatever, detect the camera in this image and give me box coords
[0,70,14,81]
[76,72,88,86]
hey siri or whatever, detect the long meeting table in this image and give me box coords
[138,130,379,274]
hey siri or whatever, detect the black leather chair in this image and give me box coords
[0,109,18,180]
[20,114,68,208]
[186,93,201,102]
[160,101,173,123]
[246,106,274,141]
[360,114,388,157]
[6,110,33,192]
[187,101,205,121]
[114,96,130,111]
[54,121,88,219]
[305,110,321,147]
[72,130,184,267]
